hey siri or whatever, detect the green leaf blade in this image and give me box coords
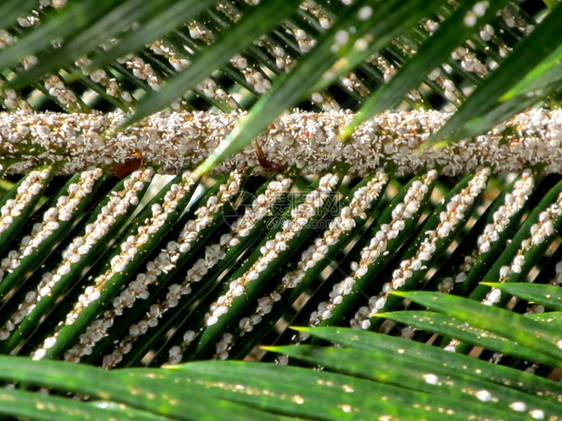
[378,310,560,366]
[342,0,512,138]
[125,0,302,129]
[296,326,562,400]
[482,282,562,311]
[391,290,562,364]
[429,1,562,144]
[194,0,439,176]
[266,344,560,420]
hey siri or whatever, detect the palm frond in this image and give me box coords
[1,290,561,421]
[0,167,560,370]
[1,1,562,419]
[0,0,560,170]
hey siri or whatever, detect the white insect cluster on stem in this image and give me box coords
[0,108,561,176]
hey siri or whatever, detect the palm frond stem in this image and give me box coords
[1,108,561,176]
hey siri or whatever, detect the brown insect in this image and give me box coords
[112,152,144,179]
[254,141,282,172]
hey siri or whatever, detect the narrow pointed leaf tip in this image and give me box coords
[480,282,562,311]
[391,290,562,364]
